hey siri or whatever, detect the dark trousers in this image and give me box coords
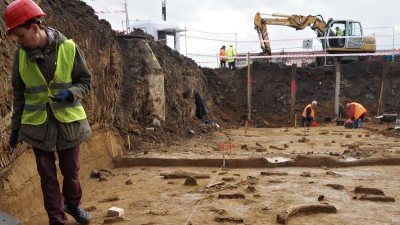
[228,61,236,69]
[33,146,82,224]
[301,117,313,127]
[220,60,226,68]
[337,38,344,47]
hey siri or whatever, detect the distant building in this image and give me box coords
[130,20,182,51]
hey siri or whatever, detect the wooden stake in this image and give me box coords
[377,62,388,116]
[222,145,226,168]
[247,52,252,122]
[334,62,341,117]
[290,64,297,123]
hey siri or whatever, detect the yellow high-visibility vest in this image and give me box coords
[19,39,86,125]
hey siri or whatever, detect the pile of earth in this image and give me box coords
[202,61,400,128]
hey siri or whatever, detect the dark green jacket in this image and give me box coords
[11,27,92,151]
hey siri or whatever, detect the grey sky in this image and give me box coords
[83,0,400,65]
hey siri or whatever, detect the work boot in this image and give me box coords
[64,205,91,224]
[50,222,64,225]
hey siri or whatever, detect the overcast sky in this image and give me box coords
[83,0,400,66]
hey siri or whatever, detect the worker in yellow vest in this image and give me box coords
[335,26,344,47]
[226,44,236,69]
[5,0,91,224]
[301,101,317,127]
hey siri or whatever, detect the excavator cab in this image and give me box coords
[323,20,364,50]
[320,19,375,64]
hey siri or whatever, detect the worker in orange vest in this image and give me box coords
[346,102,367,128]
[301,101,317,127]
[219,45,227,68]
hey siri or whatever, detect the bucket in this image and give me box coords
[382,114,397,123]
[345,122,354,128]
[311,121,318,127]
[336,120,344,126]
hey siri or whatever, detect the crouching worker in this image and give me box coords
[346,102,367,128]
[5,0,92,224]
[301,101,317,127]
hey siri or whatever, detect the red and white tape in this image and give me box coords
[188,51,400,60]
[185,33,398,44]
[248,51,400,59]
[95,10,126,14]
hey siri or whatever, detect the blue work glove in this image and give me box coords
[49,89,71,103]
[9,130,19,149]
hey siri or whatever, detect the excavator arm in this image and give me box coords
[254,12,326,55]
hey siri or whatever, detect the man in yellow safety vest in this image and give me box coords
[226,44,236,69]
[335,26,344,47]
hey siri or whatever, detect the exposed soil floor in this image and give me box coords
[21,122,400,225]
[1,1,400,225]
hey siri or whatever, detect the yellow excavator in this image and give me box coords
[254,12,376,64]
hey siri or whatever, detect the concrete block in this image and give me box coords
[107,207,124,217]
[0,211,21,225]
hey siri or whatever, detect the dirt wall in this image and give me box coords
[203,61,400,127]
[114,30,209,151]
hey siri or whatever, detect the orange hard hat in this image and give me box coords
[311,121,318,127]
[4,0,46,33]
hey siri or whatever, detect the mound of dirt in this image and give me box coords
[202,61,400,127]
